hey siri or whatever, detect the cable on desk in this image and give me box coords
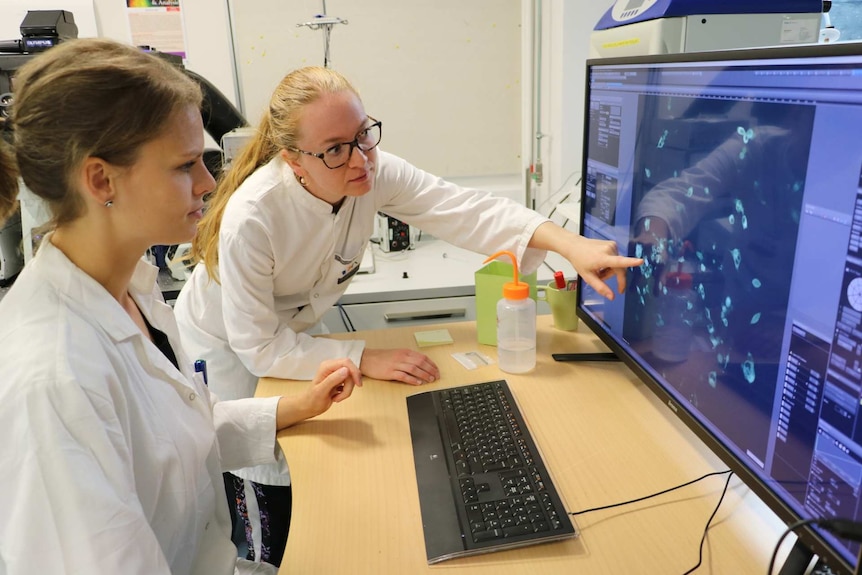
[337,303,355,332]
[568,469,733,575]
[568,469,732,516]
[680,470,732,575]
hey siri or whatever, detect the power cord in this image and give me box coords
[682,471,732,575]
[337,303,355,332]
[569,469,733,574]
[546,192,571,220]
[536,171,582,216]
[544,176,582,231]
[569,469,731,516]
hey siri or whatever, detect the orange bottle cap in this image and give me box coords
[483,250,528,300]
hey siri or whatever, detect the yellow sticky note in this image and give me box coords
[414,329,454,348]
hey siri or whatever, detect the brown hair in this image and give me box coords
[191,66,358,283]
[4,38,201,229]
[0,141,17,224]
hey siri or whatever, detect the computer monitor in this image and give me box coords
[578,42,862,574]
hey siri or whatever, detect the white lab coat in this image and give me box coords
[174,150,548,485]
[0,238,281,575]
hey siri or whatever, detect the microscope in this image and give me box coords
[0,10,78,284]
[0,11,248,288]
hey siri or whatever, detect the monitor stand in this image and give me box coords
[778,540,838,575]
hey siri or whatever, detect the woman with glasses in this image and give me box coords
[173,66,642,565]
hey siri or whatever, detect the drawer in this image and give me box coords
[322,296,551,333]
[322,296,476,333]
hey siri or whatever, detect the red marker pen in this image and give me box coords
[553,270,566,289]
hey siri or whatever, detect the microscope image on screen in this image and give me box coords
[579,45,862,572]
[624,95,816,463]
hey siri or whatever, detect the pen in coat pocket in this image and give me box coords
[194,359,208,386]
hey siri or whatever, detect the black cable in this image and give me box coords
[681,470,733,575]
[569,469,732,575]
[337,303,355,332]
[569,469,732,516]
[537,172,582,215]
[546,192,571,220]
[767,518,820,575]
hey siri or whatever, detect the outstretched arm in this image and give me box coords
[528,222,644,300]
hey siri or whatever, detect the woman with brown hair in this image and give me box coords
[0,39,359,575]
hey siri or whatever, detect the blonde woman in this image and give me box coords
[173,66,642,563]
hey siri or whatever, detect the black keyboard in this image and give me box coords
[407,380,576,564]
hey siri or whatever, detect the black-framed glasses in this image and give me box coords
[289,117,382,169]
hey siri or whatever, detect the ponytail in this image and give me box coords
[0,141,18,225]
[191,114,280,282]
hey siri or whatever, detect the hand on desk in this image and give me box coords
[360,347,440,386]
[276,358,361,429]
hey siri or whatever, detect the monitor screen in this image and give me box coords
[578,43,862,573]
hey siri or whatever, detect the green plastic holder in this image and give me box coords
[474,260,537,346]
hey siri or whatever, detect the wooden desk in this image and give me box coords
[256,315,792,574]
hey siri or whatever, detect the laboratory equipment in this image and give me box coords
[0,10,77,55]
[578,41,862,574]
[296,1,348,68]
[484,250,535,374]
[1,10,79,121]
[590,0,824,57]
[375,212,417,253]
[220,127,256,171]
[8,40,247,266]
[0,208,22,283]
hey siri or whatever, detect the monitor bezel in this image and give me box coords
[577,40,862,575]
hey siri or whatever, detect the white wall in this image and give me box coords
[82,1,613,212]
[92,0,238,105]
[229,0,521,182]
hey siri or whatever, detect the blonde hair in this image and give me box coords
[192,66,359,283]
[7,38,201,228]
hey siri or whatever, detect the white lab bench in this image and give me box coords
[320,238,571,333]
[0,239,574,329]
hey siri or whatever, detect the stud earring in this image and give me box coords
[104,200,113,207]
